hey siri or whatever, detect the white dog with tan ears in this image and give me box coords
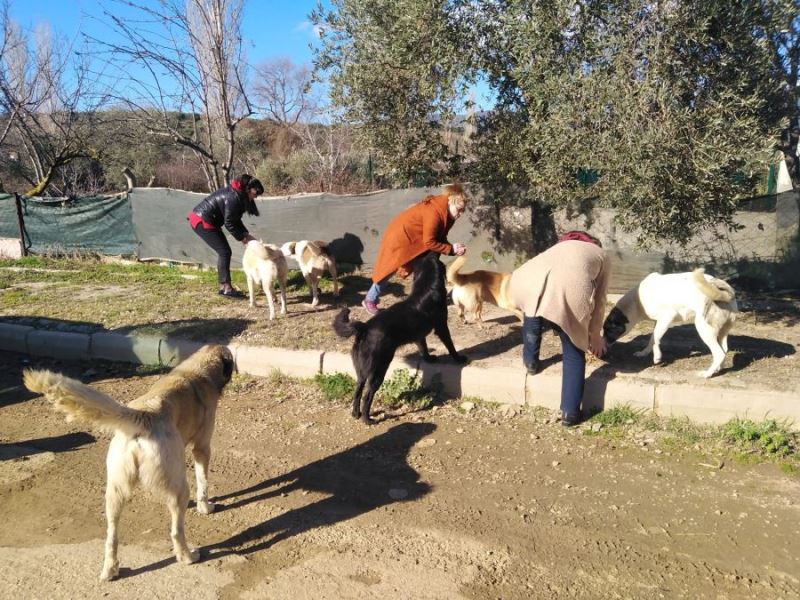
[602,268,738,378]
[243,240,288,319]
[23,345,234,581]
[281,240,339,307]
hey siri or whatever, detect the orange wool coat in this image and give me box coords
[371,193,457,283]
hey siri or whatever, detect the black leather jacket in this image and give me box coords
[192,185,249,241]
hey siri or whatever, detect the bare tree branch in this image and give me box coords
[89,0,252,191]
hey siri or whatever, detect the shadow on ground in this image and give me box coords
[0,432,95,461]
[115,422,434,579]
[206,422,433,552]
[115,318,250,343]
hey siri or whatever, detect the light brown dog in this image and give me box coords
[243,240,288,320]
[23,345,234,581]
[446,255,523,326]
[281,240,339,307]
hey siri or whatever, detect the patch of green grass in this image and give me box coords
[0,256,212,287]
[590,405,643,426]
[314,372,356,401]
[0,287,30,308]
[378,369,440,411]
[722,418,795,457]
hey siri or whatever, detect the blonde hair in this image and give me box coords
[444,183,467,209]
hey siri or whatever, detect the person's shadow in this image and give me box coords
[203,422,434,559]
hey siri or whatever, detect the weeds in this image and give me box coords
[378,369,440,411]
[722,418,795,457]
[585,407,798,471]
[314,372,356,401]
[589,405,643,426]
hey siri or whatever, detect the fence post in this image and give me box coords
[14,193,28,257]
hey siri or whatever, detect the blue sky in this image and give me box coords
[9,0,325,68]
[9,0,495,110]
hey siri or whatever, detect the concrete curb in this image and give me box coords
[4,326,798,427]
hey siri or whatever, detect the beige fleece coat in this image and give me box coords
[509,240,610,352]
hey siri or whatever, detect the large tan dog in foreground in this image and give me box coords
[243,240,288,320]
[446,255,523,326]
[23,345,234,581]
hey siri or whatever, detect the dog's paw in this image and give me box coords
[99,561,119,582]
[197,500,216,515]
[179,548,201,564]
[351,409,361,419]
[698,369,717,379]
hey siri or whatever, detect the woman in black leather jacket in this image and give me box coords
[188,174,264,297]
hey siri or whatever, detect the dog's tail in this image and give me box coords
[23,370,151,437]
[333,307,363,338]
[281,241,297,257]
[691,268,735,303]
[446,255,468,286]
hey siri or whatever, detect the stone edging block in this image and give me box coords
[3,324,798,428]
[27,330,90,361]
[91,332,161,365]
[160,337,205,366]
[655,383,800,425]
[233,345,322,378]
[0,323,33,353]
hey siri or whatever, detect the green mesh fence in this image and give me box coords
[0,193,137,255]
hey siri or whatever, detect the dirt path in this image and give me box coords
[1,352,799,599]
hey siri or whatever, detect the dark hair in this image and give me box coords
[235,173,262,216]
[247,178,264,196]
[558,230,602,247]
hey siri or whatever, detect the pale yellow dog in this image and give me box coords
[23,345,234,581]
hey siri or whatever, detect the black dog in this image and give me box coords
[333,252,467,424]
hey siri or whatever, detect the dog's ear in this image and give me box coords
[220,347,235,382]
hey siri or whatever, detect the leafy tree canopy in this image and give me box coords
[313,0,796,246]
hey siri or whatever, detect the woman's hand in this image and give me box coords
[242,234,256,245]
[590,335,608,359]
[453,242,467,256]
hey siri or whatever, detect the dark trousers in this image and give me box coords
[522,316,586,418]
[192,223,232,285]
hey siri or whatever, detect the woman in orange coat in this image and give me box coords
[362,183,468,314]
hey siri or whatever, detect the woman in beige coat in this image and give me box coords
[509,232,610,426]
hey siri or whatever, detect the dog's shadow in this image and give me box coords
[458,326,521,361]
[204,422,433,558]
[0,432,96,461]
[607,328,795,375]
[122,422,434,577]
[581,328,796,415]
